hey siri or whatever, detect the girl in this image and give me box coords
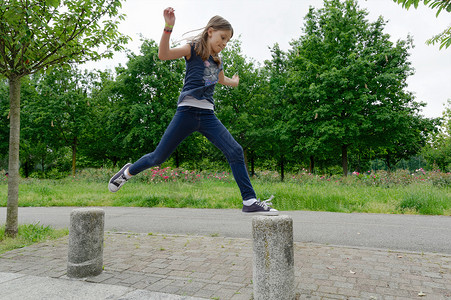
[109,7,278,215]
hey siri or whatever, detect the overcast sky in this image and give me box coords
[84,0,451,119]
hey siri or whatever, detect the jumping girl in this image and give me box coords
[109,7,278,215]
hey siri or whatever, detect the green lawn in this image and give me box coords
[0,223,68,254]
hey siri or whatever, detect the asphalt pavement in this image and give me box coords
[1,206,450,254]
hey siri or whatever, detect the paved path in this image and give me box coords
[1,231,450,299]
[1,207,451,254]
[0,207,450,299]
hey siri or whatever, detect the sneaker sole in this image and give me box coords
[108,183,121,193]
[242,211,279,216]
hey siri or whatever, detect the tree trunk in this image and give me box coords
[23,158,29,178]
[71,137,77,176]
[6,76,21,238]
[112,157,118,168]
[309,155,315,173]
[385,154,392,173]
[342,145,348,177]
[280,155,285,182]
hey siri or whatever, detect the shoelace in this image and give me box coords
[113,174,127,186]
[255,195,274,209]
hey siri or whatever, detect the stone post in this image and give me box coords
[252,215,295,300]
[67,208,105,278]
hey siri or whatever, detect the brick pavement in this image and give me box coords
[0,232,450,300]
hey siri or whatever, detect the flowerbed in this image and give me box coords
[66,167,232,184]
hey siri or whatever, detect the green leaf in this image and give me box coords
[45,0,61,8]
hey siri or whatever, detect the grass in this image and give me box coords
[263,181,450,214]
[0,167,449,215]
[0,223,68,254]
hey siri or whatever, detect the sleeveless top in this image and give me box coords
[177,43,223,109]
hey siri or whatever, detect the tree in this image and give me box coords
[374,107,438,170]
[0,0,129,237]
[393,0,451,49]
[25,66,95,176]
[288,0,375,176]
[14,75,50,177]
[263,44,300,179]
[287,0,430,176]
[79,69,119,166]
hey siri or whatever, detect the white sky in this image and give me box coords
[84,0,451,119]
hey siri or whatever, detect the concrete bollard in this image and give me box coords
[252,215,295,300]
[67,208,105,278]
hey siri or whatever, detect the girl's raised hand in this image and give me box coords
[163,7,175,27]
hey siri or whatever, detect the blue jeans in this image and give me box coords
[128,106,256,201]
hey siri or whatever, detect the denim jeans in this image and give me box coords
[128,106,256,200]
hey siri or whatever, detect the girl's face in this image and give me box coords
[207,29,232,55]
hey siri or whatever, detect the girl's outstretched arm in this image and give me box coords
[158,7,191,60]
[218,71,239,87]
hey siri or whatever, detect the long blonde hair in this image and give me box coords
[189,16,234,64]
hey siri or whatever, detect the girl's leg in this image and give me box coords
[128,107,196,175]
[198,111,256,200]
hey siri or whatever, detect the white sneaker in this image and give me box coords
[108,163,132,192]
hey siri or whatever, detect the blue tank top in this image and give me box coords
[177,44,223,106]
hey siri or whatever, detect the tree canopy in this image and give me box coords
[284,0,438,176]
[0,0,129,78]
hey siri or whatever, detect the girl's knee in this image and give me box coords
[228,143,244,162]
[233,143,244,155]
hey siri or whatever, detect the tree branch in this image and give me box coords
[31,0,117,73]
